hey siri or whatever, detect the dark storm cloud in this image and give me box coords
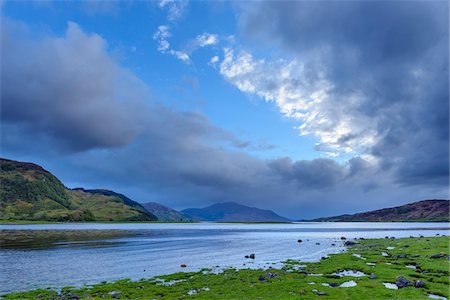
[1,20,148,152]
[1,16,447,219]
[238,0,449,187]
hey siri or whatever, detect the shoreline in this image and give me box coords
[3,236,449,299]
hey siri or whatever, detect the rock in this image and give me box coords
[414,280,426,288]
[298,289,306,295]
[321,256,328,260]
[316,242,320,245]
[258,276,266,281]
[340,237,347,240]
[181,264,187,268]
[344,241,356,246]
[108,291,120,298]
[331,243,336,246]
[329,283,340,287]
[297,239,302,243]
[397,254,407,259]
[318,292,328,296]
[267,272,277,278]
[298,268,308,274]
[249,253,255,259]
[430,253,445,259]
[370,273,377,279]
[245,255,249,258]
[396,276,413,288]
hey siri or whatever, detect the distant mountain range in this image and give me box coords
[306,200,449,222]
[2,158,448,223]
[141,202,193,222]
[182,202,291,222]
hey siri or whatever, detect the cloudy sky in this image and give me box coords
[1,0,448,219]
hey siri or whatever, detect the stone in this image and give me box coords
[414,280,426,288]
[396,276,413,288]
[370,273,377,279]
[297,239,302,243]
[329,283,340,287]
[180,264,187,268]
[430,253,445,259]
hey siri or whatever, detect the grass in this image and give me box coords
[2,236,449,299]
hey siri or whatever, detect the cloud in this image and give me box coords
[1,20,148,152]
[153,25,171,52]
[153,25,190,63]
[195,33,218,47]
[220,1,449,187]
[2,14,447,219]
[158,0,188,21]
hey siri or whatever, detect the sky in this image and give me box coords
[1,0,449,219]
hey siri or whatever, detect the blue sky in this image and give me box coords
[1,1,448,218]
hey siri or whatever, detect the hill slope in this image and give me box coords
[141,202,193,222]
[308,200,449,222]
[0,158,157,222]
[182,202,290,222]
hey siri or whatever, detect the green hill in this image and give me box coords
[141,202,194,222]
[306,200,450,222]
[0,158,157,222]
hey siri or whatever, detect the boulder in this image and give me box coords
[396,276,413,288]
[414,280,426,288]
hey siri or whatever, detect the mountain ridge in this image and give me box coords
[0,158,157,222]
[141,202,193,222]
[182,202,291,222]
[305,199,449,222]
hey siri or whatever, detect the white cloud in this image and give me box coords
[153,25,190,63]
[219,48,379,156]
[196,33,218,47]
[170,50,190,63]
[158,0,188,21]
[210,55,219,64]
[153,25,171,53]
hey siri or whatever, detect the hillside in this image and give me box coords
[141,202,193,222]
[0,158,157,222]
[182,202,291,222]
[307,200,449,222]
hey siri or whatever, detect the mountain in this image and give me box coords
[0,158,157,222]
[182,202,291,222]
[307,200,449,222]
[141,202,193,222]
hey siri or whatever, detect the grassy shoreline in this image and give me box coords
[2,236,449,299]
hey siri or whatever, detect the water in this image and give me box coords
[0,222,448,294]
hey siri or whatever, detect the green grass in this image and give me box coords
[2,236,449,299]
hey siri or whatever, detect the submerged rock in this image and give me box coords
[396,276,413,288]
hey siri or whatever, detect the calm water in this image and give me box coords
[1,222,449,294]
